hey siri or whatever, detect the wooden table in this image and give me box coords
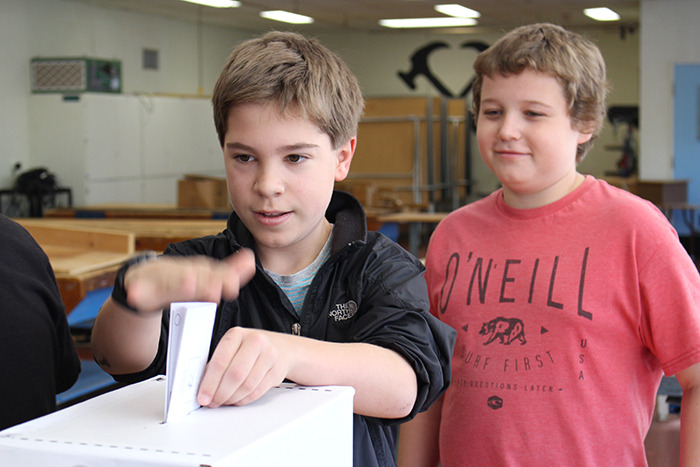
[20,218,227,253]
[377,211,450,257]
[17,218,227,313]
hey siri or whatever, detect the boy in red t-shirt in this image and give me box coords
[398,23,700,466]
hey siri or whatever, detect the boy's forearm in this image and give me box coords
[273,332,418,418]
[91,297,162,375]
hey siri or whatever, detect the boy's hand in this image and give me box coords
[197,327,291,407]
[124,249,256,313]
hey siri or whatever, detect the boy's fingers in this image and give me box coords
[221,249,256,299]
[221,333,278,405]
[197,330,244,407]
[198,327,262,407]
[226,248,256,279]
[197,328,282,408]
[128,251,255,309]
[229,359,285,406]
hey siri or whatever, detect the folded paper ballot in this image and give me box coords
[0,377,354,466]
[164,301,217,423]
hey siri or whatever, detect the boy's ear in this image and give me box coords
[575,120,596,144]
[577,131,593,145]
[334,136,356,182]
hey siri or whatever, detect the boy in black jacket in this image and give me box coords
[91,31,455,466]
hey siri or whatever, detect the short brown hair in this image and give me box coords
[472,23,609,162]
[212,31,364,149]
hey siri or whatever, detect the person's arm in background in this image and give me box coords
[676,361,700,466]
[397,395,443,466]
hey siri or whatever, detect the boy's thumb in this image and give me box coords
[224,248,257,287]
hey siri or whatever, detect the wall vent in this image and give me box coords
[30,58,122,93]
[142,49,159,70]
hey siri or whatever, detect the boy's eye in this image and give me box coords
[482,109,501,117]
[234,154,254,162]
[525,110,545,118]
[286,154,306,163]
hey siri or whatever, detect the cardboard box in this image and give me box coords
[177,174,229,210]
[0,377,354,466]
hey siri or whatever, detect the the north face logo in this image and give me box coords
[329,301,357,322]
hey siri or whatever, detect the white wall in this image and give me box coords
[27,93,224,206]
[0,0,248,194]
[0,0,33,188]
[639,0,700,180]
[0,0,642,206]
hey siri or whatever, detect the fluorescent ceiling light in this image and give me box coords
[379,17,477,28]
[434,4,480,19]
[260,10,314,24]
[583,7,620,21]
[180,0,241,7]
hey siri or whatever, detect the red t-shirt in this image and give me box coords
[425,176,700,466]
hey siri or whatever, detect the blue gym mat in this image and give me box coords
[57,287,118,407]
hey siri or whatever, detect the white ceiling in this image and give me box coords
[73,0,640,35]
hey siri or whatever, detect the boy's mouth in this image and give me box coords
[494,147,529,157]
[254,210,291,225]
[258,211,285,217]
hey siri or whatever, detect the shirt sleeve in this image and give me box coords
[638,226,700,376]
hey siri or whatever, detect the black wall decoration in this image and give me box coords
[398,40,489,98]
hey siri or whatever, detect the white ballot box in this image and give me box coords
[0,376,355,466]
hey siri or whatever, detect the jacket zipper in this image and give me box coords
[291,322,301,336]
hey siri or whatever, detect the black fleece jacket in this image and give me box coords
[114,191,456,466]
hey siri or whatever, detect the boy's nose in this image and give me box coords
[253,166,284,196]
[497,114,521,141]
